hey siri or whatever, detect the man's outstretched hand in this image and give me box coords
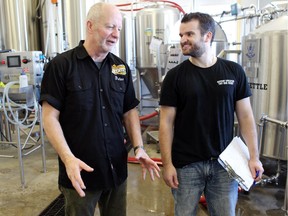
[135,148,161,180]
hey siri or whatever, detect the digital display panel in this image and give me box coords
[7,55,21,67]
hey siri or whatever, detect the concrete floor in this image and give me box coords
[0,126,287,216]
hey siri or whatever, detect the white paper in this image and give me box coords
[218,136,254,191]
[149,37,162,53]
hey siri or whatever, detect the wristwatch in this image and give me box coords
[133,145,144,154]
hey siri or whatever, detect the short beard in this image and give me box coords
[181,39,206,57]
[189,44,205,57]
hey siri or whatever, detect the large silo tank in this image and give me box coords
[213,22,228,56]
[135,5,180,98]
[119,13,134,64]
[119,14,127,62]
[40,0,86,57]
[62,0,86,49]
[242,15,288,160]
[0,0,4,50]
[0,26,4,50]
[0,0,41,51]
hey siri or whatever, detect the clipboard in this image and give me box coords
[218,136,254,191]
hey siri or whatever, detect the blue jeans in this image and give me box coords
[172,159,238,216]
[59,180,127,216]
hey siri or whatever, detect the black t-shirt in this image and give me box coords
[159,58,251,168]
[40,41,139,189]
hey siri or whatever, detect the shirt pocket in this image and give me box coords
[110,80,126,114]
[66,81,95,111]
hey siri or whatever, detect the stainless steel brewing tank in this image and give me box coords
[213,22,228,57]
[135,5,180,98]
[0,1,4,50]
[242,15,288,160]
[119,13,133,64]
[0,28,4,50]
[61,0,86,49]
[0,0,41,51]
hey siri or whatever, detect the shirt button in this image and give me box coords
[104,123,108,127]
[102,106,106,109]
[100,89,103,92]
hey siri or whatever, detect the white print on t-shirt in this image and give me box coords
[217,80,235,85]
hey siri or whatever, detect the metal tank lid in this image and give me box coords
[252,15,288,33]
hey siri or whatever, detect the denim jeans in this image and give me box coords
[172,159,238,216]
[59,180,127,216]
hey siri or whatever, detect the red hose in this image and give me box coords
[120,8,143,11]
[160,0,186,14]
[116,1,186,14]
[199,195,207,206]
[139,111,159,121]
[116,3,133,7]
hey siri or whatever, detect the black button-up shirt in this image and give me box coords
[40,41,139,189]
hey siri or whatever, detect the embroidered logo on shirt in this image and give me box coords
[111,64,126,75]
[217,80,235,85]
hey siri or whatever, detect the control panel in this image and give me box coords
[0,51,45,87]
